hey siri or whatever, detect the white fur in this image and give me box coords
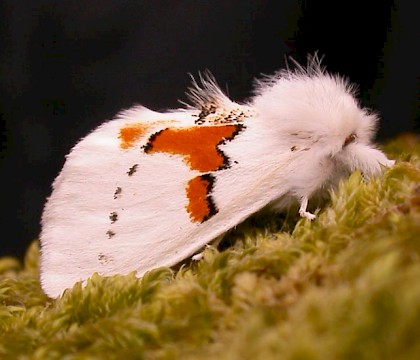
[40,55,394,297]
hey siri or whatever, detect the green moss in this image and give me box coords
[1,134,419,359]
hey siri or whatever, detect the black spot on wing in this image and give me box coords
[106,230,115,239]
[127,164,138,176]
[109,211,118,223]
[114,187,122,199]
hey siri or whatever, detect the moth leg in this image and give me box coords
[298,196,316,220]
[192,235,224,261]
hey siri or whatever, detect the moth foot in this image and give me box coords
[298,196,316,220]
[299,209,316,220]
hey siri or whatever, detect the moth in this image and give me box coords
[40,55,394,297]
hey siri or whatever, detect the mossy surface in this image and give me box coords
[1,134,419,359]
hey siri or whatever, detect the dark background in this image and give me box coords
[1,1,419,259]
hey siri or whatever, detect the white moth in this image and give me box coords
[40,55,394,298]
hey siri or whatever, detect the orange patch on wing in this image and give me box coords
[186,175,217,222]
[119,124,149,149]
[144,125,243,172]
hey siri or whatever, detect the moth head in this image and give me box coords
[333,108,393,178]
[333,105,380,153]
[253,71,379,152]
[251,55,393,176]
[316,93,391,177]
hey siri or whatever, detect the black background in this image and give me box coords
[1,1,419,259]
